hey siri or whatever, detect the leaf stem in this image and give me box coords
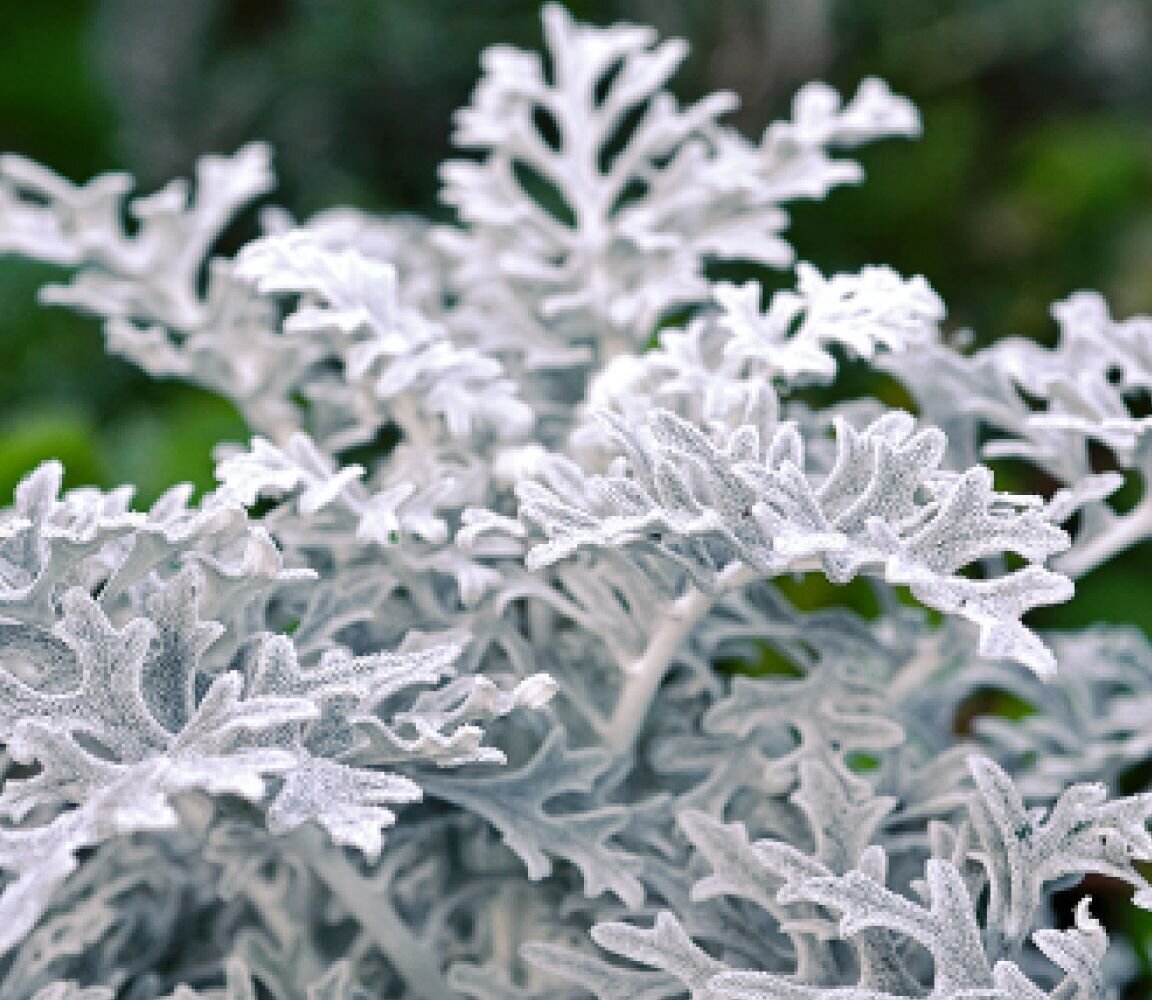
[294,826,458,1000]
[604,562,756,754]
[1055,496,1152,578]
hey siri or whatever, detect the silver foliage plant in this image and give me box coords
[1,5,1152,998]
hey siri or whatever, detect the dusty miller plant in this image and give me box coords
[1,6,1151,998]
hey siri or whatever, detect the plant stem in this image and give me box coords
[390,391,433,450]
[604,561,756,754]
[294,826,458,1000]
[1055,497,1152,578]
[888,628,946,700]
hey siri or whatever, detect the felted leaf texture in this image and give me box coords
[515,407,1071,675]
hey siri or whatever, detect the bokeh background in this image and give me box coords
[7,0,1152,622]
[4,0,1152,501]
[3,0,1152,988]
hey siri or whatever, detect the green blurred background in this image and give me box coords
[3,0,1152,989]
[3,0,1152,507]
[4,0,1152,635]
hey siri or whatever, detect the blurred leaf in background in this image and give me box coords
[2,0,1151,554]
[0,0,249,503]
[4,0,1152,570]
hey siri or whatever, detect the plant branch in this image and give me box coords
[293,826,458,1000]
[1055,496,1152,578]
[604,561,756,754]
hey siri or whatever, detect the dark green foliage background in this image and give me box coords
[4,0,1152,514]
[2,0,1152,988]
